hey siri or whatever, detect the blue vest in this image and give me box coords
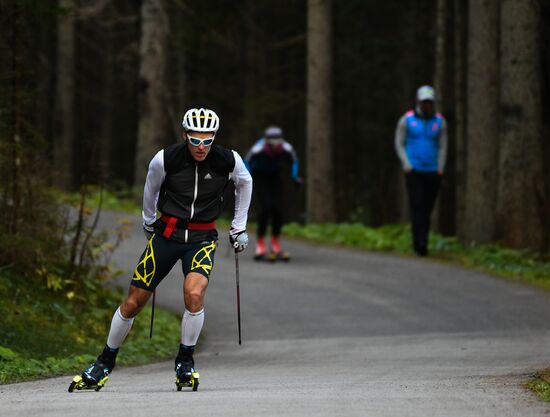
[404,110,444,172]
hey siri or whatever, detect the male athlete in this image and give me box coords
[245,126,301,261]
[70,108,252,392]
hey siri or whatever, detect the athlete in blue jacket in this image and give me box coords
[395,86,448,256]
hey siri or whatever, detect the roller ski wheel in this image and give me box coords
[253,253,266,261]
[268,251,291,262]
[176,371,200,392]
[67,374,109,393]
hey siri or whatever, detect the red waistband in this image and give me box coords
[160,215,216,237]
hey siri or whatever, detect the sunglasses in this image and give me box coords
[188,135,215,147]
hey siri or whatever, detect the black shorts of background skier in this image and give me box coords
[394,86,448,256]
[245,126,302,261]
[69,108,252,392]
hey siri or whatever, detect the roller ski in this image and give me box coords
[268,236,290,262]
[253,236,267,261]
[175,354,200,392]
[68,346,117,393]
[68,359,111,392]
[268,250,291,262]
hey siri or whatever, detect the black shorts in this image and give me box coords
[131,234,217,291]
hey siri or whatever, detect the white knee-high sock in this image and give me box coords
[181,309,204,347]
[106,307,135,349]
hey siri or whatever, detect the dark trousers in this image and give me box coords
[254,174,283,237]
[405,171,441,254]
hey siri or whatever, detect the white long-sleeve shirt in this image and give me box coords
[142,148,252,234]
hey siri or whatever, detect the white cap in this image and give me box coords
[416,85,435,101]
[264,126,283,138]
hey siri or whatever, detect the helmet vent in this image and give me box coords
[181,108,219,133]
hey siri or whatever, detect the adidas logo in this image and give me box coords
[204,173,212,180]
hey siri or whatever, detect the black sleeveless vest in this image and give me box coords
[155,143,235,242]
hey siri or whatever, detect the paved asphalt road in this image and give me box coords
[1,212,549,416]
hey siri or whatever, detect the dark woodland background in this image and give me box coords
[1,0,548,252]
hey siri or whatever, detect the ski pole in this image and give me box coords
[149,289,156,338]
[234,248,242,345]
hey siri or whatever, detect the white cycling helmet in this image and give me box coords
[182,108,220,133]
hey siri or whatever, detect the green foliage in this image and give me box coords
[0,169,66,278]
[0,351,96,385]
[0,173,177,384]
[0,189,179,385]
[525,369,550,402]
[0,268,117,358]
[0,273,181,384]
[283,223,550,289]
[116,306,181,367]
[57,186,141,216]
[284,223,413,252]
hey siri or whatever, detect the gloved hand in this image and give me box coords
[143,223,155,241]
[229,230,249,253]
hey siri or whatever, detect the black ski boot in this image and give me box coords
[68,346,117,392]
[175,347,200,391]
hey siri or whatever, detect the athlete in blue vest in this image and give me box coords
[395,85,448,256]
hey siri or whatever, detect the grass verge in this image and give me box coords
[525,369,550,402]
[0,271,181,384]
[283,223,550,290]
[0,305,181,384]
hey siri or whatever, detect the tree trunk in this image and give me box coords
[54,0,75,190]
[497,0,544,250]
[242,0,259,151]
[462,0,500,244]
[35,10,56,158]
[431,0,447,233]
[134,0,169,186]
[97,11,114,183]
[7,0,22,234]
[433,0,446,108]
[176,1,186,135]
[306,0,335,223]
[394,0,419,223]
[453,0,467,240]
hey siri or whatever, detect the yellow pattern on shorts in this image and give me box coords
[133,238,156,287]
[191,241,216,275]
